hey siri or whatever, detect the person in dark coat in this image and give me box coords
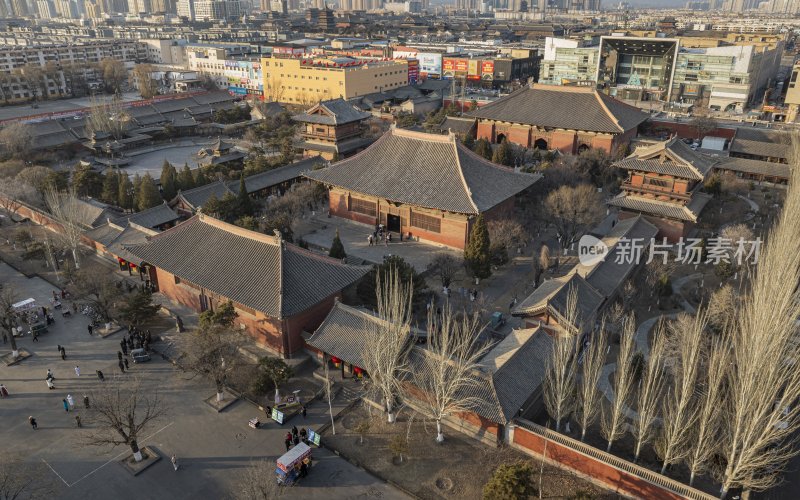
[124,358,129,370]
[118,360,125,373]
[87,325,93,336]
[83,395,90,409]
[62,399,69,412]
[29,416,37,430]
[302,406,307,419]
[117,351,123,361]
[60,347,66,360]
[284,433,292,451]
[96,370,105,381]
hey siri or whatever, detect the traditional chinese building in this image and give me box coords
[512,216,658,334]
[469,84,649,154]
[608,138,713,242]
[293,98,374,161]
[304,127,540,250]
[123,214,370,356]
[197,138,246,168]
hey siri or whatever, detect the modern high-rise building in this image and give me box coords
[193,0,240,20]
[37,0,56,17]
[127,0,151,13]
[177,0,195,18]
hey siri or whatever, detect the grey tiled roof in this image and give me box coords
[106,223,158,263]
[408,328,552,425]
[306,302,415,369]
[124,215,369,318]
[83,222,124,247]
[468,84,648,134]
[304,127,540,214]
[111,202,180,229]
[619,137,715,181]
[729,128,791,160]
[511,274,604,331]
[292,98,371,125]
[576,216,659,298]
[240,156,324,194]
[56,197,123,228]
[436,116,477,135]
[608,193,711,222]
[714,156,791,180]
[175,180,235,210]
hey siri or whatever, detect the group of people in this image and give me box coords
[284,425,310,451]
[367,223,406,248]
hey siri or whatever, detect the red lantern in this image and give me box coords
[330,356,340,364]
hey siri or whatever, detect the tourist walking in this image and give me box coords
[87,324,93,336]
[117,351,123,361]
[0,384,8,397]
[46,378,55,390]
[75,415,82,428]
[96,370,105,381]
[46,369,54,381]
[74,365,80,377]
[284,432,292,451]
[66,394,75,409]
[124,358,129,370]
[171,455,179,471]
[60,346,66,360]
[118,360,125,373]
[29,416,37,430]
[62,399,69,412]
[83,395,90,409]
[301,405,307,419]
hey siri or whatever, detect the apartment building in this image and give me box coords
[0,40,144,101]
[261,56,409,104]
[783,61,800,122]
[539,37,599,85]
[194,0,241,21]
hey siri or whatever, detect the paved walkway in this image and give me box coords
[736,193,760,213]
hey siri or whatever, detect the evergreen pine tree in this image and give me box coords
[136,173,161,211]
[193,167,209,187]
[71,163,104,198]
[101,169,119,205]
[203,193,221,217]
[118,173,134,212]
[160,160,178,201]
[461,134,475,149]
[178,163,195,191]
[464,214,491,280]
[237,174,253,217]
[482,461,536,500]
[473,138,493,161]
[328,229,346,259]
[220,191,238,221]
[492,139,514,167]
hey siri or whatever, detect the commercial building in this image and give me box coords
[261,55,409,105]
[784,61,800,122]
[305,127,540,250]
[469,84,648,155]
[194,0,241,21]
[540,34,783,113]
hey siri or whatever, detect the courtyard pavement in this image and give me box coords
[0,262,409,500]
[296,213,462,273]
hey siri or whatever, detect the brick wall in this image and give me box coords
[328,187,472,249]
[510,423,710,500]
[474,119,625,155]
[648,120,735,141]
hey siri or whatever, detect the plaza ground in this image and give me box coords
[0,261,409,500]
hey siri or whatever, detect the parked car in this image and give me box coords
[131,348,151,363]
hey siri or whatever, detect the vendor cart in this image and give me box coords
[276,442,312,486]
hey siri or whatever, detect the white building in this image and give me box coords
[194,0,240,20]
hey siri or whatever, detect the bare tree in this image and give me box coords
[13,64,45,101]
[361,267,413,423]
[632,321,667,462]
[0,178,39,222]
[132,64,159,100]
[487,218,528,256]
[179,323,247,403]
[427,253,460,290]
[68,265,123,323]
[323,361,335,435]
[717,144,800,497]
[686,337,727,486]
[721,223,754,245]
[0,288,21,359]
[539,245,551,272]
[543,184,603,249]
[0,456,56,500]
[98,58,127,95]
[83,378,167,462]
[543,289,579,432]
[86,96,130,141]
[576,320,609,441]
[44,186,95,269]
[656,311,706,475]
[706,284,738,333]
[411,306,491,442]
[235,459,286,499]
[0,123,34,159]
[601,314,636,452]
